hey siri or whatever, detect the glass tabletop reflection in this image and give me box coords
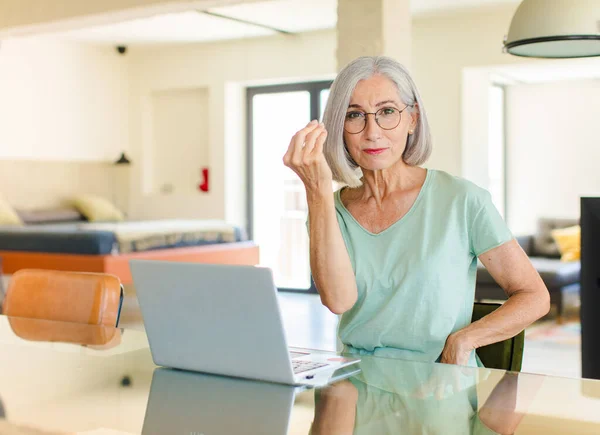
[0,315,598,435]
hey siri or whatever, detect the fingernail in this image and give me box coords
[320,122,325,127]
[310,119,318,124]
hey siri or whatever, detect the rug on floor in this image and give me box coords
[525,320,581,345]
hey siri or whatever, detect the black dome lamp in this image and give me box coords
[504,0,600,58]
[114,152,132,165]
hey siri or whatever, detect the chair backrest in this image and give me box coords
[2,269,123,327]
[472,302,525,372]
[8,316,122,348]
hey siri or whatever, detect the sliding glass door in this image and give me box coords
[247,81,332,292]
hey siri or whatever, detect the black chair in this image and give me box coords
[472,302,525,372]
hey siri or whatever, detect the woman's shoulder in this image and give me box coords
[335,185,362,208]
[428,169,491,204]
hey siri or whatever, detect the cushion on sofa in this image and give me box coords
[17,207,85,225]
[71,195,124,222]
[0,196,23,226]
[515,235,534,256]
[532,218,579,258]
[551,225,581,262]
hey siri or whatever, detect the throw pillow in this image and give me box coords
[0,196,23,226]
[551,225,581,262]
[72,194,124,222]
[533,218,579,258]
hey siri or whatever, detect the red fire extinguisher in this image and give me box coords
[199,167,209,193]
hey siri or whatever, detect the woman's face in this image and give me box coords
[343,74,417,172]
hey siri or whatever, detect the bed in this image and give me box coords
[0,218,259,284]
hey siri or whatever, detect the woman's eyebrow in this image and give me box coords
[347,100,399,110]
[375,100,399,107]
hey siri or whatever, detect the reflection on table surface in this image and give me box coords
[0,316,598,434]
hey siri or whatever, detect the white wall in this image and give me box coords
[126,29,337,222]
[126,4,528,223]
[0,38,130,162]
[506,79,600,235]
[150,87,210,196]
[411,4,529,175]
[0,3,536,223]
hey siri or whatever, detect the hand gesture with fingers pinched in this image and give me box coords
[283,120,333,193]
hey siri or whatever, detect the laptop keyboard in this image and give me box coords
[292,360,329,374]
[289,351,309,359]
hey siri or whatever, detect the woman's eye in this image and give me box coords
[347,112,364,119]
[382,108,396,115]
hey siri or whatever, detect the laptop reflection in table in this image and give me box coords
[142,368,299,435]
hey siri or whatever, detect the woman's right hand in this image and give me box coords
[283,119,333,195]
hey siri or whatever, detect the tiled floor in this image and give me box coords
[522,319,581,378]
[119,290,582,379]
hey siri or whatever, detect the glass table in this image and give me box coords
[0,315,598,434]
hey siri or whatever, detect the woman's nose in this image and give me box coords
[364,113,382,140]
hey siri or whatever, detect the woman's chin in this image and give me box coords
[358,159,396,172]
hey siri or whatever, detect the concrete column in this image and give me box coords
[337,0,412,71]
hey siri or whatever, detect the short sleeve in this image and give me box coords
[469,189,513,257]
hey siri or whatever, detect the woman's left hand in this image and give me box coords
[441,332,474,366]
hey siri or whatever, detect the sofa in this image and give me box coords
[476,218,580,322]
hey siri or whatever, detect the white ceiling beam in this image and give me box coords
[0,0,279,38]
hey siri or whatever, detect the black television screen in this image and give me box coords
[580,197,600,379]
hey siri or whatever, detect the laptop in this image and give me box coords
[130,260,360,386]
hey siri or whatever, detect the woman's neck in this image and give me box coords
[358,163,425,207]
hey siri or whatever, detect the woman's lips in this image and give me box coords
[364,148,388,155]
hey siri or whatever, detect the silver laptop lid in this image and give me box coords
[130,260,295,384]
[142,368,297,435]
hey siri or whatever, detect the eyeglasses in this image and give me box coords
[344,104,412,134]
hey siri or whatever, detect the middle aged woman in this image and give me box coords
[283,56,549,367]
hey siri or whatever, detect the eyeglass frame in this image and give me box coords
[344,104,414,134]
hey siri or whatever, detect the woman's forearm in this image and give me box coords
[308,189,358,314]
[459,240,551,351]
[311,381,358,435]
[457,289,550,350]
[479,372,523,434]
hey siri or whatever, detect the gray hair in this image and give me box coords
[322,56,432,187]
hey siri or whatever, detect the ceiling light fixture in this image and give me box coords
[504,0,600,58]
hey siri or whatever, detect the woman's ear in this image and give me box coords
[410,104,420,131]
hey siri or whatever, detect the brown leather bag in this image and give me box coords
[2,269,123,326]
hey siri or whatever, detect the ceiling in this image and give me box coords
[30,0,520,45]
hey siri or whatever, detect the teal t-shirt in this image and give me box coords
[333,169,513,366]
